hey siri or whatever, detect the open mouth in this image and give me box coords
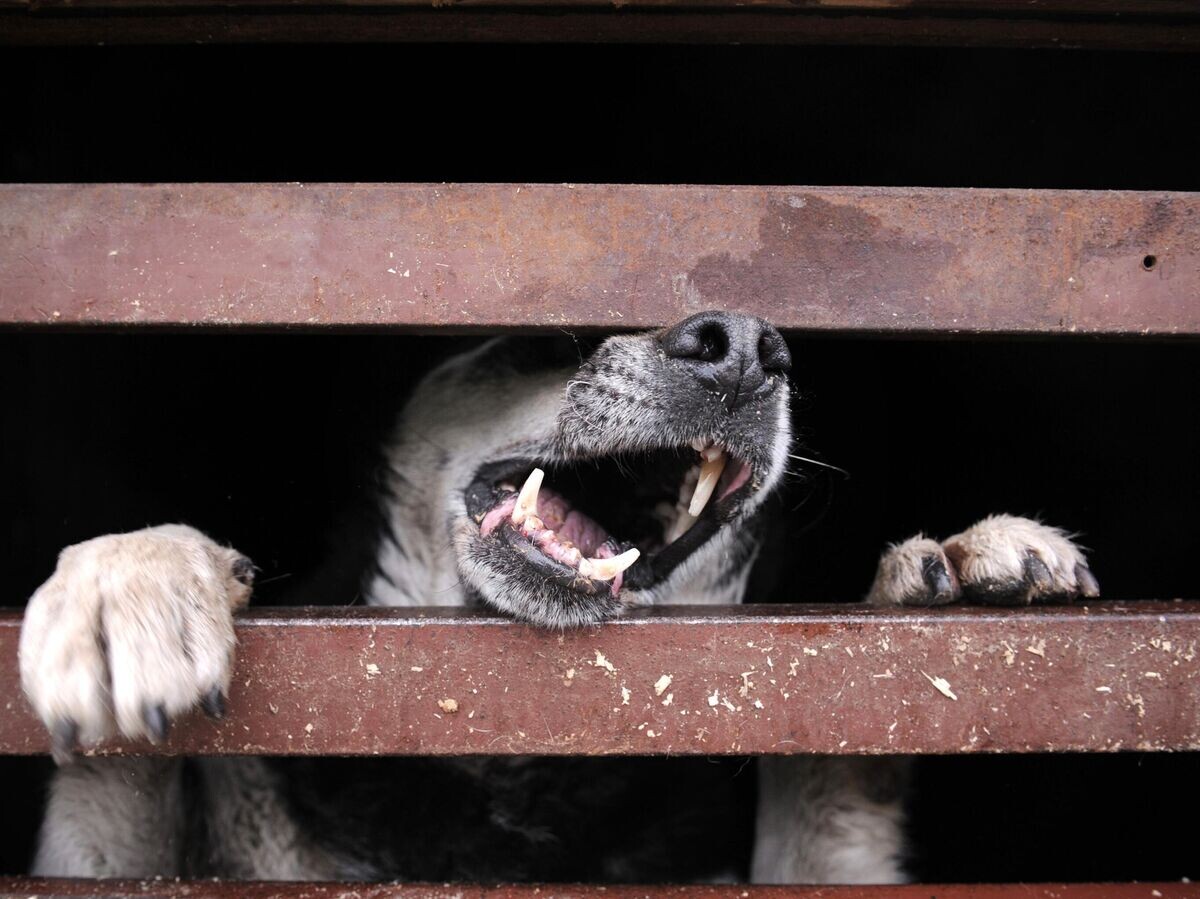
[465,441,754,597]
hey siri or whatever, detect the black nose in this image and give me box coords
[660,311,791,410]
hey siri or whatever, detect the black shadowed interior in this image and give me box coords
[2,37,1198,886]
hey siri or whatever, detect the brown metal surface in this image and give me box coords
[1,603,1197,757]
[13,0,1200,11]
[1,184,1198,335]
[1,881,1197,899]
[3,5,1200,49]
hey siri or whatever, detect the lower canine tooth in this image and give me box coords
[511,468,544,525]
[579,547,640,581]
[688,450,727,517]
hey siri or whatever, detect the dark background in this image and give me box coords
[1,41,1198,883]
[3,44,1200,189]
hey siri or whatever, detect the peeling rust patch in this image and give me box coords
[688,195,958,329]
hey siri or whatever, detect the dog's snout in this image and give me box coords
[660,311,790,410]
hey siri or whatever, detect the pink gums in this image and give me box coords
[717,458,752,501]
[480,496,517,537]
[478,486,624,595]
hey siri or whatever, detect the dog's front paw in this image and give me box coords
[865,535,961,607]
[867,515,1099,607]
[19,525,253,763]
[943,514,1099,605]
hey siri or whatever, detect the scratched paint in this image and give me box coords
[1,603,1197,757]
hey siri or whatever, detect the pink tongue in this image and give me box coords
[557,511,610,557]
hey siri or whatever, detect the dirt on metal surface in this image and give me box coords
[3,8,1200,49]
[1,603,1197,757]
[0,879,1197,899]
[1,184,1196,335]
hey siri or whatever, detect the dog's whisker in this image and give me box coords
[787,453,850,478]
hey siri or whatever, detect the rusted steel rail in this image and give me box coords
[1,603,1197,757]
[1,184,1197,335]
[1,881,1196,899]
[3,3,1199,49]
[10,0,1200,12]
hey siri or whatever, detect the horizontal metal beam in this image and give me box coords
[1,603,1197,757]
[3,6,1199,50]
[1,184,1197,335]
[11,0,1200,12]
[1,880,1197,899]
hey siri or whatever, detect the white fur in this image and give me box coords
[868,514,1094,607]
[20,525,249,754]
[752,757,908,884]
[32,758,185,877]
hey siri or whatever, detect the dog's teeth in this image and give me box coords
[690,438,708,452]
[665,508,699,544]
[701,445,724,463]
[688,449,727,517]
[579,547,640,581]
[511,468,544,525]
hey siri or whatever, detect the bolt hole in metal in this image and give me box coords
[1143,254,1158,270]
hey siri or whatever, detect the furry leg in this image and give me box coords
[751,756,909,884]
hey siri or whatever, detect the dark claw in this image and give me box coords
[51,718,79,764]
[231,556,256,587]
[919,555,959,605]
[1075,563,1101,598]
[143,703,170,743]
[1023,552,1055,593]
[201,686,227,720]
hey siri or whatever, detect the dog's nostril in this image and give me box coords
[696,324,728,362]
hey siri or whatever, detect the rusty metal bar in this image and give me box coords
[2,880,1198,899]
[2,881,1198,899]
[3,7,1200,50]
[1,603,1197,757]
[13,0,1200,12]
[1,184,1197,335]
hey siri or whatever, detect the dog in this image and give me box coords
[18,311,1099,883]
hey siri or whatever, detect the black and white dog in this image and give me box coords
[19,311,1099,883]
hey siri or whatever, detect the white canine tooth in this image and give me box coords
[579,547,640,581]
[690,438,709,452]
[511,468,544,525]
[701,444,724,463]
[688,449,727,517]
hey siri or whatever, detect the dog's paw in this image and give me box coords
[19,525,253,763]
[867,515,1098,607]
[943,514,1099,605]
[866,535,961,607]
